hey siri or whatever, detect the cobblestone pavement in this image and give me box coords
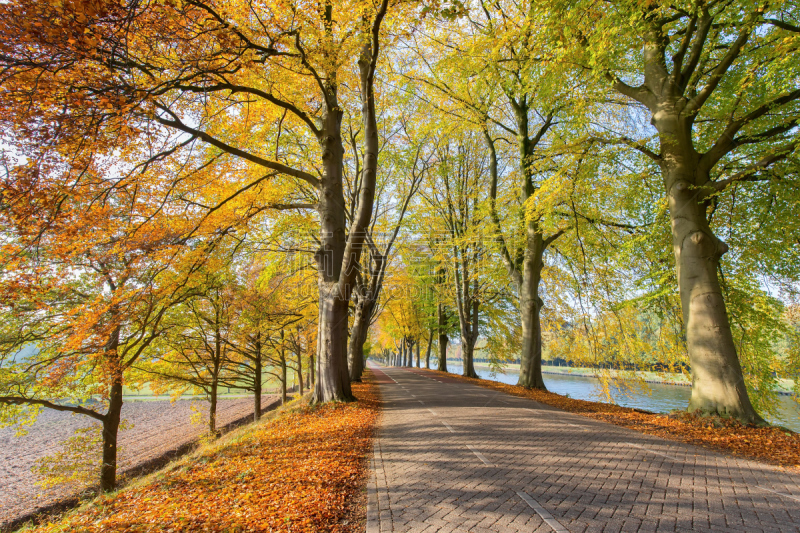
[366,364,800,533]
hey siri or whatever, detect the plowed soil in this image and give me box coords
[0,395,279,529]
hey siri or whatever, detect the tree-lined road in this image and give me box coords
[367,365,800,532]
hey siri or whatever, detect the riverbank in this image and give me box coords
[457,361,797,394]
[423,368,800,470]
[10,377,379,533]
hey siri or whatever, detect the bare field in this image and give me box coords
[0,395,279,529]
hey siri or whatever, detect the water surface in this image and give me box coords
[441,363,800,432]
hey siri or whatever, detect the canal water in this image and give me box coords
[442,363,800,432]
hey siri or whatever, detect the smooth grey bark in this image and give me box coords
[347,301,369,381]
[517,233,546,390]
[439,154,482,380]
[459,306,479,379]
[309,350,315,386]
[415,340,421,367]
[209,374,219,436]
[346,147,426,380]
[313,0,388,403]
[660,140,759,421]
[313,105,354,402]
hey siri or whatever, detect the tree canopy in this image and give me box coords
[0,0,799,491]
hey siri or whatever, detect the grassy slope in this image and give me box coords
[18,375,380,533]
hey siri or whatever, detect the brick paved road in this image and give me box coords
[366,364,800,532]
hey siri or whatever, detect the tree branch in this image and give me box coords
[170,82,320,136]
[686,22,752,115]
[0,396,105,421]
[152,106,321,187]
[712,138,799,191]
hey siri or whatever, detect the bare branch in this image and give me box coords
[0,396,105,422]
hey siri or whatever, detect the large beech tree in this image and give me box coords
[0,0,395,402]
[406,3,590,389]
[551,0,800,422]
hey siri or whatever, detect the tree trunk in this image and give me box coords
[314,282,354,402]
[438,336,448,371]
[209,324,222,437]
[517,238,546,389]
[280,330,288,404]
[437,303,448,372]
[461,338,478,378]
[456,278,479,379]
[602,25,766,423]
[348,300,372,382]
[415,340,420,368]
[100,326,123,492]
[254,339,262,421]
[425,329,433,368]
[313,97,354,403]
[296,347,304,396]
[485,108,553,391]
[309,350,315,386]
[209,376,218,437]
[100,373,123,492]
[314,2,386,400]
[661,148,762,423]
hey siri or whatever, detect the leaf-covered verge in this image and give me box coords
[15,374,380,533]
[418,369,800,470]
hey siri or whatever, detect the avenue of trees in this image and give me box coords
[0,0,798,491]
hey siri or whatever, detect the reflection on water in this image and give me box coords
[442,363,800,432]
